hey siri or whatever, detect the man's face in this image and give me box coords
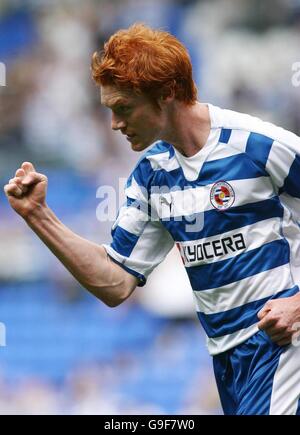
[101,84,166,151]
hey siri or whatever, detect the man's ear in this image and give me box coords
[158,87,176,109]
[162,94,175,103]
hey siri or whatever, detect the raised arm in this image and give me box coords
[4,162,138,307]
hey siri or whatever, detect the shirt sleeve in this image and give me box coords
[245,130,300,220]
[102,170,174,286]
[266,140,300,199]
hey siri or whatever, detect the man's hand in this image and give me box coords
[257,293,300,346]
[4,162,48,219]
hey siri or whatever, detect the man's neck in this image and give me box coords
[161,101,211,157]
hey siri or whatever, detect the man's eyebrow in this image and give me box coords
[102,98,130,108]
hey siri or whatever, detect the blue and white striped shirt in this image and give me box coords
[104,104,300,355]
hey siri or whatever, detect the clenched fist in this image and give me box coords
[257,294,300,346]
[4,162,48,219]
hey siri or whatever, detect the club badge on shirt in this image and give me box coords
[210,181,235,211]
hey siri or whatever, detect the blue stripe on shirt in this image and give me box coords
[129,158,154,191]
[246,132,274,173]
[164,197,284,242]
[281,155,300,199]
[145,153,268,189]
[145,141,173,157]
[111,226,139,257]
[197,286,299,338]
[187,238,290,291]
[199,153,266,184]
[219,128,232,144]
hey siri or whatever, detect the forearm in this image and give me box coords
[25,204,134,306]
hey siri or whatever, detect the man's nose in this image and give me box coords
[111,113,126,131]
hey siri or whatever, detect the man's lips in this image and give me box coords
[125,133,136,141]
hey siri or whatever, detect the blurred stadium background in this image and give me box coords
[0,0,299,415]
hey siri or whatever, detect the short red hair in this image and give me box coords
[92,23,197,105]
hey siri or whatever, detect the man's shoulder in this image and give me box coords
[210,103,300,147]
